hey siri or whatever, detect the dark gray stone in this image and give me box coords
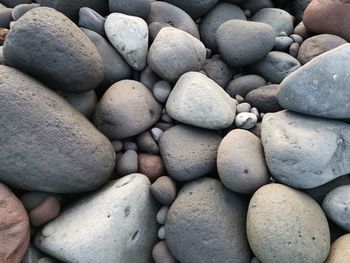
[292,0,312,23]
[245,84,282,113]
[61,90,97,119]
[140,66,161,89]
[4,7,104,93]
[0,65,115,193]
[0,0,32,7]
[165,177,250,263]
[109,0,150,19]
[12,3,39,20]
[78,7,105,36]
[20,192,53,211]
[201,55,233,88]
[0,8,12,28]
[137,131,160,154]
[152,80,172,104]
[151,176,177,205]
[115,150,138,177]
[226,75,266,97]
[163,0,218,19]
[244,0,273,14]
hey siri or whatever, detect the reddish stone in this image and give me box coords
[0,183,30,263]
[138,153,165,182]
[29,196,61,227]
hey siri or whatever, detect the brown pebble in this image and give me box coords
[29,196,60,227]
[152,241,178,263]
[0,28,8,45]
[138,153,165,182]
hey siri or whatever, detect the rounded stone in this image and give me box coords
[274,36,293,50]
[93,80,162,140]
[226,75,266,98]
[109,0,150,19]
[236,102,252,113]
[0,65,115,193]
[1,0,32,8]
[165,178,250,263]
[217,129,269,194]
[245,84,282,113]
[164,0,218,19]
[326,234,350,263]
[115,150,138,177]
[294,21,310,39]
[158,226,166,240]
[0,8,13,28]
[22,245,44,263]
[151,127,163,142]
[156,206,169,225]
[20,192,53,212]
[78,7,106,37]
[3,7,104,93]
[234,113,258,129]
[61,90,97,119]
[201,55,233,88]
[152,241,177,263]
[217,20,275,67]
[12,3,39,20]
[137,131,159,154]
[153,81,172,104]
[159,124,222,182]
[244,0,274,14]
[247,183,330,263]
[289,42,300,57]
[151,176,177,205]
[138,154,165,183]
[29,196,61,227]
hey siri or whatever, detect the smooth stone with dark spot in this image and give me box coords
[115,150,138,177]
[61,90,97,119]
[78,7,105,36]
[35,174,159,263]
[226,75,266,97]
[165,177,250,263]
[151,176,177,205]
[164,0,218,20]
[201,55,233,88]
[4,7,104,93]
[12,3,39,20]
[109,0,150,19]
[0,8,13,28]
[159,124,222,182]
[152,241,178,263]
[326,234,350,263]
[245,84,282,113]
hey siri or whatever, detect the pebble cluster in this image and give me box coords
[1,0,350,263]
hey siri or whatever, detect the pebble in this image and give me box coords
[249,121,262,138]
[290,33,303,44]
[226,74,267,97]
[236,102,252,113]
[115,150,138,177]
[166,72,236,129]
[159,124,222,181]
[156,206,169,225]
[235,94,245,104]
[22,245,44,263]
[29,196,61,227]
[111,141,123,153]
[93,80,161,140]
[1,0,32,7]
[138,154,165,182]
[158,226,166,240]
[12,3,39,20]
[250,107,260,119]
[293,21,310,39]
[109,0,150,19]
[326,234,350,263]
[0,183,30,263]
[161,112,173,123]
[152,81,172,103]
[245,84,283,113]
[217,129,269,194]
[35,174,159,263]
[140,66,162,89]
[234,112,258,129]
[61,90,97,119]
[151,127,163,142]
[217,20,275,67]
[244,0,273,14]
[148,27,206,82]
[323,185,350,231]
[165,178,250,263]
[20,192,54,212]
[0,8,13,28]
[247,183,330,263]
[164,0,218,20]
[0,28,9,46]
[201,55,233,88]
[78,7,105,36]
[105,13,148,71]
[152,241,178,263]
[262,111,350,189]
[137,131,160,154]
[274,36,293,50]
[289,42,300,57]
[151,176,177,205]
[123,141,138,152]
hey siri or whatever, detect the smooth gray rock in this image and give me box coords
[165,177,250,263]
[226,75,267,97]
[152,241,178,263]
[199,2,246,51]
[234,113,258,129]
[151,127,163,142]
[251,8,294,36]
[0,65,115,193]
[12,3,39,20]
[244,0,273,14]
[158,226,166,240]
[152,81,172,103]
[140,66,162,89]
[4,7,104,93]
[115,150,138,177]
[262,111,350,189]
[156,206,169,225]
[20,192,57,212]
[78,7,105,36]
[164,0,218,19]
[201,55,233,88]
[105,13,148,71]
[61,90,97,119]
[274,36,293,50]
[245,84,282,113]
[217,129,269,194]
[247,183,330,263]
[289,42,300,57]
[148,27,206,82]
[123,141,138,152]
[151,176,177,205]
[217,20,275,67]
[22,245,44,263]
[81,28,132,87]
[1,0,32,7]
[250,51,301,84]
[323,186,350,231]
[279,44,350,119]
[35,174,159,263]
[236,102,252,113]
[109,0,150,19]
[159,124,222,182]
[166,72,236,129]
[0,8,13,28]
[137,131,160,154]
[93,80,162,140]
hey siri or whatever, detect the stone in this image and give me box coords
[12,3,39,20]
[61,90,97,119]
[199,3,246,51]
[156,206,169,225]
[151,176,177,205]
[250,51,301,84]
[274,36,293,51]
[81,28,132,87]
[294,21,310,40]
[166,72,236,129]
[0,28,8,45]
[115,150,138,177]
[3,7,104,93]
[297,34,347,65]
[153,81,172,103]
[123,141,138,152]
[164,0,218,19]
[1,0,32,7]
[247,183,330,263]
[261,111,350,189]
[147,1,199,41]
[151,127,163,142]
[236,102,252,113]
[138,154,165,182]
[22,245,44,263]
[323,186,350,231]
[158,226,166,240]
[244,0,273,14]
[165,178,250,263]
[292,0,312,23]
[159,124,222,182]
[20,192,55,212]
[93,80,162,140]
[137,131,160,154]
[289,42,300,57]
[290,34,303,44]
[29,196,61,226]
[217,129,269,194]
[109,0,150,19]
[0,183,30,263]
[245,84,282,113]
[105,13,148,71]
[78,7,105,36]
[140,66,162,89]
[152,241,178,263]
[0,65,115,193]
[217,20,274,67]
[35,174,159,263]
[148,27,206,82]
[37,258,57,263]
[326,234,350,263]
[111,141,123,152]
[303,0,350,42]
[201,55,233,88]
[251,8,294,37]
[226,75,266,97]
[0,8,13,28]
[234,113,258,129]
[279,44,350,119]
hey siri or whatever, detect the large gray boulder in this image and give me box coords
[35,174,159,263]
[165,177,250,263]
[278,44,350,119]
[262,111,350,189]
[0,65,115,193]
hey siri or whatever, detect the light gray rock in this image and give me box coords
[0,65,115,193]
[12,3,39,20]
[158,226,166,240]
[226,75,267,98]
[274,36,293,50]
[290,34,303,44]
[148,27,206,82]
[105,13,148,71]
[165,177,250,263]
[217,129,269,194]
[61,90,97,119]
[234,112,258,129]
[109,0,150,19]
[35,174,159,263]
[156,206,169,225]
[166,72,236,129]
[159,124,222,182]
[247,183,330,263]
[93,80,162,140]
[323,186,350,231]
[151,127,163,142]
[236,102,252,113]
[115,150,138,177]
[78,7,105,36]
[261,111,350,189]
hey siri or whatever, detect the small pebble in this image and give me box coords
[111,140,123,152]
[115,150,138,177]
[137,131,159,154]
[123,141,138,152]
[290,33,303,44]
[151,127,163,142]
[152,241,178,263]
[153,80,172,103]
[289,42,300,57]
[235,94,245,103]
[279,31,288,37]
[274,36,293,50]
[235,113,258,129]
[29,196,61,227]
[236,102,252,113]
[156,206,169,225]
[151,176,177,205]
[161,113,173,123]
[158,226,166,240]
[139,154,165,182]
[250,107,260,120]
